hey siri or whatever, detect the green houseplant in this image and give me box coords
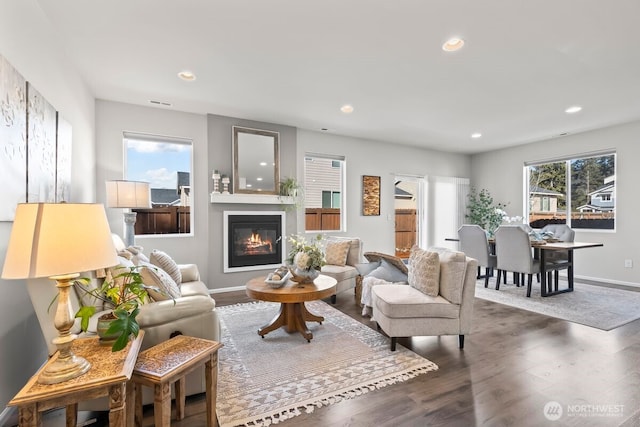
[466,187,507,236]
[279,177,304,210]
[74,266,158,351]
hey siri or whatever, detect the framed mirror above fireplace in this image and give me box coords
[233,126,280,195]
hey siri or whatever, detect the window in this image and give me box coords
[304,154,346,231]
[124,132,193,235]
[526,152,615,230]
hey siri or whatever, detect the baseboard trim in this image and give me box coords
[209,285,246,294]
[574,275,640,289]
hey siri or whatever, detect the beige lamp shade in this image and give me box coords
[2,203,118,279]
[105,180,151,209]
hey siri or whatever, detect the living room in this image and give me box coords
[2,1,640,426]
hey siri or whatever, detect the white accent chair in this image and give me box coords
[320,236,363,303]
[371,248,478,351]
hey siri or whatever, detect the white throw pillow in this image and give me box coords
[408,247,440,297]
[139,261,181,301]
[150,249,182,285]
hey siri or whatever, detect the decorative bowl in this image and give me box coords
[265,270,291,288]
[289,267,320,284]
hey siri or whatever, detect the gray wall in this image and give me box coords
[0,0,97,412]
[296,130,472,255]
[206,114,299,289]
[471,120,640,286]
[96,100,210,275]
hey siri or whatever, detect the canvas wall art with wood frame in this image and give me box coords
[362,175,380,216]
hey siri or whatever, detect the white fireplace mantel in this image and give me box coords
[210,193,294,205]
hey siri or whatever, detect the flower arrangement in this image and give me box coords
[286,234,326,271]
[466,188,508,236]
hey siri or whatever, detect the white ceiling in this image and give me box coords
[36,0,640,154]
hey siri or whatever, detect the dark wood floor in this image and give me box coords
[25,285,634,427]
[133,286,640,427]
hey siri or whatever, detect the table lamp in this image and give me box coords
[2,203,118,384]
[105,180,151,247]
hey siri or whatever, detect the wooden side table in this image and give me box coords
[9,332,144,427]
[130,335,223,427]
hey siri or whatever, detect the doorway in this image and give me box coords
[394,177,419,259]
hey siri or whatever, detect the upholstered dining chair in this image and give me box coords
[458,224,497,288]
[494,225,567,297]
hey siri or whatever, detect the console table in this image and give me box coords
[9,332,144,427]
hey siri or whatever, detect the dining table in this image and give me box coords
[446,237,604,297]
[535,241,604,296]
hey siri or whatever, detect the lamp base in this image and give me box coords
[38,344,91,384]
[123,211,137,247]
[39,273,92,384]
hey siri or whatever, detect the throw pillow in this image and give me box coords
[408,247,440,297]
[139,261,181,301]
[324,240,351,266]
[368,258,409,283]
[437,250,467,304]
[150,249,182,285]
[126,245,149,264]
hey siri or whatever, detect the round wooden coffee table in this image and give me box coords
[245,274,337,342]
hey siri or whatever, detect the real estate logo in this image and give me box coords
[544,401,563,421]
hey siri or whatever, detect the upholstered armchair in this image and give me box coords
[458,224,497,288]
[320,236,363,303]
[371,247,478,351]
[25,234,220,409]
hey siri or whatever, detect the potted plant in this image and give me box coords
[74,266,162,351]
[466,187,508,237]
[279,177,304,210]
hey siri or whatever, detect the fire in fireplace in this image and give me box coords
[224,211,285,272]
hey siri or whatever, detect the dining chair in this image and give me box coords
[540,223,575,287]
[494,225,567,297]
[458,224,497,288]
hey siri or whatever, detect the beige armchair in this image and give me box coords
[320,236,363,303]
[371,248,478,351]
[26,234,220,409]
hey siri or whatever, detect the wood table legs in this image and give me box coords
[258,302,325,342]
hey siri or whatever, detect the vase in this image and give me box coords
[290,267,320,284]
[97,312,119,345]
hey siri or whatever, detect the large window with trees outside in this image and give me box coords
[526,152,615,230]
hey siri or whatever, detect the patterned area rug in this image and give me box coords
[475,279,640,330]
[216,300,437,427]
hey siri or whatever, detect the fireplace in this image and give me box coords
[223,211,285,272]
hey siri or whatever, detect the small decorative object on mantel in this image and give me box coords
[212,170,221,194]
[221,175,230,194]
[286,234,325,284]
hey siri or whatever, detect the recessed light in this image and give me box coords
[471,132,482,139]
[442,38,465,52]
[340,104,354,114]
[246,184,253,188]
[256,177,263,181]
[177,70,196,81]
[565,106,582,114]
[259,162,267,166]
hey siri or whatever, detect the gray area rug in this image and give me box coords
[216,300,438,427]
[475,279,640,330]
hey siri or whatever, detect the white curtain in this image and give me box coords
[422,176,470,250]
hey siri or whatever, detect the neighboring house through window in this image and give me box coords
[304,154,345,231]
[526,152,616,230]
[124,132,193,235]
